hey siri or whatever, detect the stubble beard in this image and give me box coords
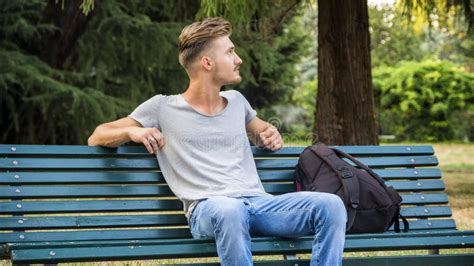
[216,70,242,85]
[232,72,242,84]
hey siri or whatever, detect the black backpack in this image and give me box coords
[294,142,409,234]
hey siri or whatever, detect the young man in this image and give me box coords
[88,17,346,266]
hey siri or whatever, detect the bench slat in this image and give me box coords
[6,229,464,250]
[0,168,442,185]
[385,180,444,191]
[254,146,435,156]
[0,193,448,214]
[401,193,448,204]
[0,219,457,244]
[0,156,439,170]
[0,158,159,169]
[0,215,187,229]
[0,200,183,214]
[0,206,452,230]
[16,229,465,244]
[10,231,473,263]
[0,180,445,199]
[401,206,451,218]
[0,145,435,156]
[0,228,191,243]
[256,156,438,169]
[0,172,165,184]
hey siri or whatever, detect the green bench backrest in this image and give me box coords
[0,145,455,245]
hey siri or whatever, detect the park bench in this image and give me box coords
[1,144,473,265]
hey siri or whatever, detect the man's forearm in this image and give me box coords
[88,125,135,147]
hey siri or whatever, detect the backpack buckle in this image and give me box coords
[338,166,353,179]
[350,199,359,209]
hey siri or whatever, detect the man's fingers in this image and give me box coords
[272,140,283,151]
[263,133,279,146]
[268,138,281,151]
[148,136,160,153]
[152,132,165,149]
[259,124,274,139]
[142,138,154,154]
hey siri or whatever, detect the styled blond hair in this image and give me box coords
[178,17,232,69]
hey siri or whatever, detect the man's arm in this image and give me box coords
[246,117,283,151]
[88,117,165,154]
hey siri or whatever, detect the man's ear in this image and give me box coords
[200,56,213,71]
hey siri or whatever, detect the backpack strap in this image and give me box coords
[393,212,410,233]
[309,144,360,231]
[331,147,387,188]
[333,147,410,233]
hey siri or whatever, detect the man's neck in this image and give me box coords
[181,79,226,115]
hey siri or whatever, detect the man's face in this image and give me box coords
[207,35,243,85]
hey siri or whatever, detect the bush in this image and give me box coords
[373,60,474,142]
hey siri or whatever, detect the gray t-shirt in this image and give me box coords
[129,90,270,220]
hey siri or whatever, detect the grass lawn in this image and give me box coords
[434,144,474,231]
[1,143,472,265]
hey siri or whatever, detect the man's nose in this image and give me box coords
[235,54,243,65]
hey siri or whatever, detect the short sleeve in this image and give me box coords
[235,91,257,125]
[128,95,162,129]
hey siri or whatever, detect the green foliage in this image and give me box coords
[233,14,312,108]
[373,60,474,142]
[369,6,473,142]
[398,0,473,36]
[291,79,317,131]
[80,0,95,15]
[197,0,261,26]
[69,0,190,101]
[0,0,128,144]
[369,5,430,68]
[369,5,473,70]
[1,0,310,144]
[0,49,129,144]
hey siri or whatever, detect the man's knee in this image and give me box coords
[319,193,347,227]
[299,192,347,226]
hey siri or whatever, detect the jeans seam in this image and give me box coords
[212,215,227,260]
[314,219,321,266]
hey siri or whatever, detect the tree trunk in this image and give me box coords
[41,0,96,69]
[314,0,378,145]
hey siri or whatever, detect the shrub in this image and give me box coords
[373,60,474,142]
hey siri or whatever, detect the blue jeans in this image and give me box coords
[189,191,347,266]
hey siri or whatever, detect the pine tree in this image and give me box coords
[1,0,309,144]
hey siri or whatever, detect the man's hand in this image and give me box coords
[258,123,283,151]
[128,127,165,154]
[246,117,284,151]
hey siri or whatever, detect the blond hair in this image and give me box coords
[178,17,232,69]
